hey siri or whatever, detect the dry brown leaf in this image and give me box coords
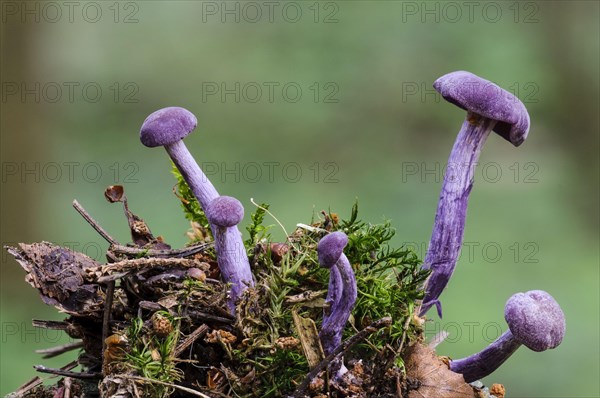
[292,310,324,369]
[6,242,103,317]
[405,343,476,398]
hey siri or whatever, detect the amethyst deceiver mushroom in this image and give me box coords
[140,107,219,212]
[205,196,254,313]
[420,71,531,317]
[450,290,565,382]
[317,232,357,356]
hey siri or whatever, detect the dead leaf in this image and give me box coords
[104,185,125,203]
[405,343,476,398]
[292,310,324,369]
[104,184,170,249]
[5,242,103,317]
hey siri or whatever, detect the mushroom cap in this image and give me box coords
[318,231,349,269]
[504,290,566,352]
[140,107,198,147]
[205,196,244,227]
[433,71,530,146]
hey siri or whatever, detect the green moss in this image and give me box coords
[163,171,429,396]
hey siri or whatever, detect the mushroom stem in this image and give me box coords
[166,140,219,212]
[450,330,520,382]
[420,113,497,317]
[316,232,357,379]
[320,253,357,356]
[212,223,253,313]
[323,263,342,325]
[205,196,254,314]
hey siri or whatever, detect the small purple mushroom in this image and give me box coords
[420,71,531,317]
[205,196,254,313]
[450,290,565,382]
[317,232,357,357]
[140,107,219,213]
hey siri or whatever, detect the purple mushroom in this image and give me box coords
[140,107,219,213]
[450,290,565,382]
[317,232,357,359]
[420,71,531,317]
[205,196,254,313]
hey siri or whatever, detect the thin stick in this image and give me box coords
[102,280,116,357]
[110,242,213,258]
[86,257,202,282]
[117,375,213,398]
[290,317,392,398]
[35,342,84,359]
[72,199,118,245]
[187,310,234,325]
[174,324,209,357]
[33,365,101,379]
[12,377,43,396]
[32,320,69,330]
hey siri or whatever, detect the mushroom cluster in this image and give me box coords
[140,107,254,313]
[137,71,565,386]
[416,71,566,382]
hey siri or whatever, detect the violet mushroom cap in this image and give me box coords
[205,195,244,227]
[205,196,254,313]
[140,107,197,148]
[317,232,357,356]
[504,290,566,352]
[318,231,349,269]
[433,71,530,146]
[419,71,531,317]
[139,107,219,212]
[450,290,565,382]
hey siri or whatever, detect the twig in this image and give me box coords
[11,377,43,396]
[72,199,118,245]
[86,257,203,282]
[32,320,69,330]
[290,317,392,398]
[428,330,449,349]
[117,375,214,398]
[109,242,213,258]
[102,280,116,357]
[33,365,101,379]
[35,341,84,359]
[187,309,234,325]
[174,324,209,357]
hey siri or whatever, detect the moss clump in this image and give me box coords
[171,173,428,396]
[8,174,428,398]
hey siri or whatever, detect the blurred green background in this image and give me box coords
[1,1,598,396]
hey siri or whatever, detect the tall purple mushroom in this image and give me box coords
[205,196,254,313]
[140,107,219,213]
[450,290,565,382]
[420,71,531,317]
[317,232,357,357]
